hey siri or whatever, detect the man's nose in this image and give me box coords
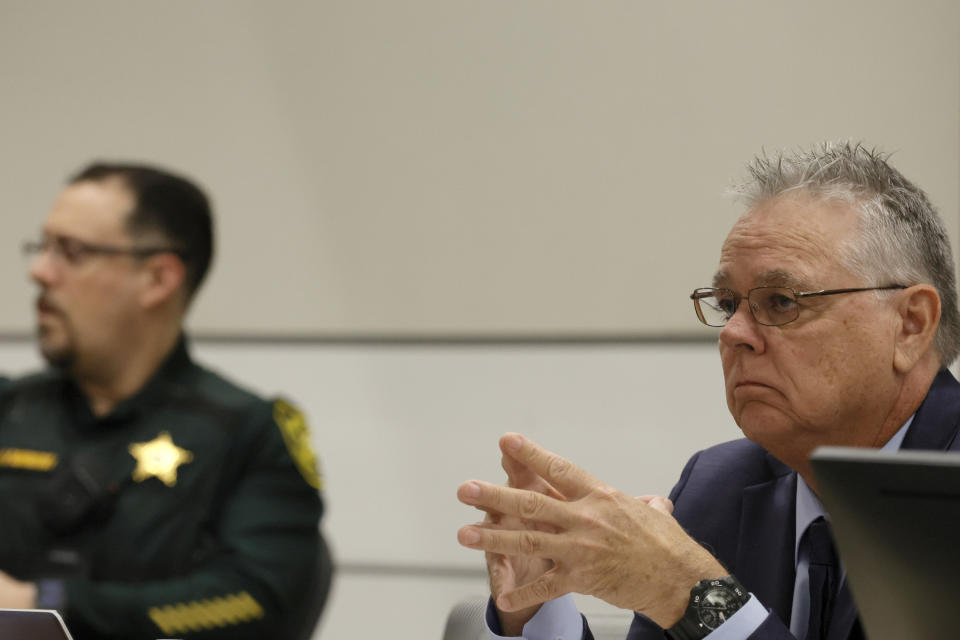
[28,248,57,287]
[718,299,765,352]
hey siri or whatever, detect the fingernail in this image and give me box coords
[462,481,481,499]
[504,434,522,452]
[459,528,480,545]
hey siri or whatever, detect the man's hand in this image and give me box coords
[0,570,36,608]
[457,433,726,629]
[473,438,564,635]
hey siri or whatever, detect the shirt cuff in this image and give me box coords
[485,594,583,640]
[701,594,766,640]
[35,578,67,612]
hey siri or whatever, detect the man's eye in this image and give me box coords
[56,238,84,264]
[767,294,797,313]
[714,295,738,316]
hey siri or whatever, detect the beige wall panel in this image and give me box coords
[1,1,956,336]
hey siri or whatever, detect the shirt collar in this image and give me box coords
[65,335,193,428]
[882,413,913,452]
[793,413,915,564]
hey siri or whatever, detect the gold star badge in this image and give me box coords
[128,431,194,487]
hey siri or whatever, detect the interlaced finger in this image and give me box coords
[495,569,568,612]
[500,433,603,499]
[457,481,579,529]
[458,523,564,559]
[502,451,566,500]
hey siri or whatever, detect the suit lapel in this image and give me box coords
[901,369,960,452]
[826,370,960,640]
[735,458,797,626]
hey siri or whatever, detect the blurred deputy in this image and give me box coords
[458,142,960,640]
[0,163,329,639]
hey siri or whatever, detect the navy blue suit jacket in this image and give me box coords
[591,369,960,640]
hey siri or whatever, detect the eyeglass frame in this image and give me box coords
[22,234,187,268]
[690,284,908,327]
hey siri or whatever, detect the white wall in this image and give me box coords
[0,338,739,639]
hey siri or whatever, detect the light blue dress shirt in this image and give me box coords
[486,416,914,640]
[487,594,583,640]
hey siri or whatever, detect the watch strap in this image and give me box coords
[665,575,749,640]
[665,614,707,640]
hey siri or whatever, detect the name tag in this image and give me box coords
[0,448,58,471]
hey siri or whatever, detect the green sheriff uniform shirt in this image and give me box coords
[0,338,325,640]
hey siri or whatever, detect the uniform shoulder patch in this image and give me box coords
[272,399,322,490]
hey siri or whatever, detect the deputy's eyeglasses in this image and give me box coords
[22,235,185,267]
[690,285,907,327]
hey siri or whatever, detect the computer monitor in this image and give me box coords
[810,446,960,640]
[0,609,73,640]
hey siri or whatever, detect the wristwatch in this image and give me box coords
[666,575,750,640]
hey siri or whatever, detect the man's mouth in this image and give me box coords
[735,380,772,390]
[36,298,60,316]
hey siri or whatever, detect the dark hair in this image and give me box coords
[69,162,214,301]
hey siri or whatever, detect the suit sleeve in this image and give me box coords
[619,609,798,640]
[61,403,326,640]
[614,451,798,640]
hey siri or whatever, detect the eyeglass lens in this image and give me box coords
[696,287,800,327]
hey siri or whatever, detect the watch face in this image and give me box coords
[694,585,743,630]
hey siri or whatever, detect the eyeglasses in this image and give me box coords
[690,285,907,327]
[22,234,185,267]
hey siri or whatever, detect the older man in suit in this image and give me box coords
[457,142,960,640]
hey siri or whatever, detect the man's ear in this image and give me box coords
[139,253,187,310]
[893,284,941,374]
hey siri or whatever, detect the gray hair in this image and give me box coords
[732,141,960,367]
